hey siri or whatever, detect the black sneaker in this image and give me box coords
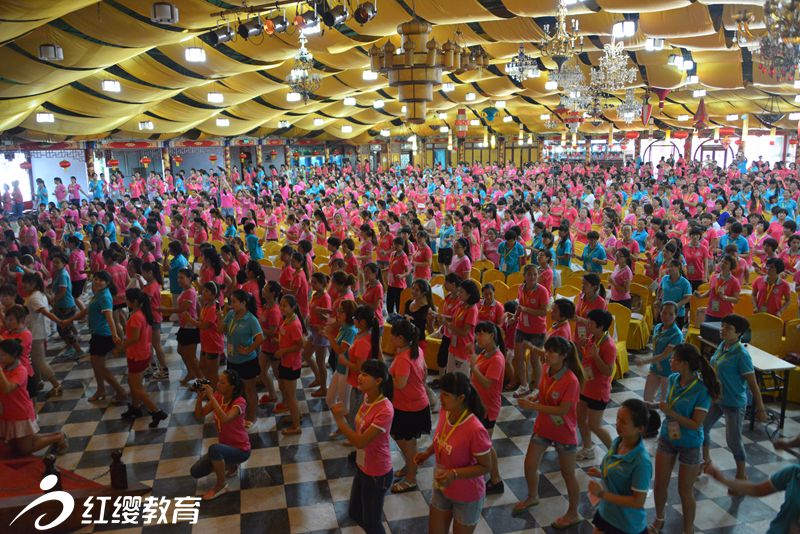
[149,410,168,428]
[429,379,441,389]
[121,405,144,419]
[486,480,505,495]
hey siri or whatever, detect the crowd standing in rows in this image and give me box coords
[0,154,799,533]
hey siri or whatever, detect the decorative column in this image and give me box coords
[285,143,294,168]
[223,145,231,176]
[161,147,169,175]
[498,136,506,167]
[456,138,465,166]
[324,142,330,164]
[85,148,95,178]
[635,136,641,161]
[255,142,263,168]
[419,137,427,168]
[684,134,692,161]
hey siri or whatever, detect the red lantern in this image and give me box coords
[770,140,776,146]
[140,156,151,168]
[172,155,182,167]
[624,131,640,140]
[621,142,628,150]
[59,160,71,171]
[239,152,247,161]
[312,150,320,156]
[209,154,218,163]
[673,131,689,139]
[719,127,736,137]
[19,161,32,170]
[270,149,278,157]
[790,138,798,146]
[107,158,120,168]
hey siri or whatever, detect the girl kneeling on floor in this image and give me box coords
[192,369,251,501]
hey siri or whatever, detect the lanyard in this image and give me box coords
[357,394,385,428]
[602,448,625,479]
[437,409,469,449]
[713,342,740,370]
[594,332,609,349]
[542,369,564,404]
[227,313,244,337]
[668,378,698,409]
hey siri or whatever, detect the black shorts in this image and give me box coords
[593,510,647,534]
[113,303,126,311]
[202,352,222,361]
[689,279,703,292]
[228,357,260,380]
[176,328,200,346]
[89,334,115,356]
[480,416,496,430]
[261,351,279,362]
[580,394,609,411]
[390,406,432,441]
[437,247,454,266]
[278,365,301,380]
[515,331,545,346]
[71,279,86,299]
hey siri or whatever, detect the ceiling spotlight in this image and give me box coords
[344,97,357,106]
[151,2,179,23]
[495,100,506,109]
[374,99,384,109]
[677,114,690,121]
[612,20,636,39]
[313,118,324,126]
[238,16,264,39]
[354,2,377,25]
[36,112,55,123]
[322,5,348,28]
[185,47,206,62]
[279,120,290,128]
[645,37,664,51]
[297,11,321,35]
[469,119,480,126]
[680,60,694,72]
[287,92,302,102]
[401,105,407,113]
[465,92,476,101]
[540,113,551,120]
[668,54,684,69]
[342,124,353,133]
[380,129,390,136]
[544,80,558,91]
[264,15,288,35]
[209,25,234,45]
[439,126,449,133]
[726,114,739,121]
[207,92,223,103]
[138,120,154,130]
[38,43,64,61]
[216,118,230,127]
[795,95,800,103]
[442,82,455,92]
[437,112,447,120]
[363,70,378,81]
[693,89,706,97]
[686,75,699,85]
[503,116,513,123]
[790,112,800,120]
[101,79,121,93]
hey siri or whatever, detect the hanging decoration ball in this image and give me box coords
[270,149,278,157]
[624,131,640,140]
[719,127,736,137]
[59,160,71,170]
[770,140,776,145]
[107,158,120,168]
[209,154,218,163]
[19,161,32,170]
[172,155,182,167]
[293,151,301,158]
[140,156,151,168]
[239,152,247,161]
[790,138,798,146]
[673,131,689,139]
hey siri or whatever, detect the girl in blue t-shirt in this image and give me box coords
[651,343,719,534]
[324,300,358,436]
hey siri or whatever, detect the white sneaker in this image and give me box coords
[576,447,595,461]
[513,385,531,398]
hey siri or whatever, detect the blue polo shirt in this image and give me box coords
[497,241,525,275]
[581,243,607,273]
[768,464,800,534]
[334,323,358,374]
[246,233,263,260]
[168,254,189,295]
[659,373,711,448]
[650,322,684,377]
[438,225,455,250]
[718,234,749,254]
[632,230,648,251]
[223,310,263,364]
[53,268,75,309]
[710,341,754,408]
[659,275,692,317]
[598,436,652,534]
[555,238,573,267]
[88,287,113,336]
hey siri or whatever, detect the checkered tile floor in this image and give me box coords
[24,321,798,534]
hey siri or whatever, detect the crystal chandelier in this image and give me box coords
[551,60,585,92]
[733,11,757,49]
[544,117,562,130]
[560,84,592,112]
[764,0,800,43]
[758,1,800,81]
[590,40,637,92]
[540,0,584,68]
[286,34,321,103]
[616,88,642,125]
[505,44,540,82]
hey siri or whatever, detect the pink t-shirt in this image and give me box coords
[361,282,384,325]
[143,282,163,323]
[213,393,251,452]
[355,396,394,476]
[707,274,740,319]
[388,251,411,289]
[683,243,709,282]
[413,245,432,280]
[126,310,152,362]
[533,364,580,445]
[177,288,198,328]
[450,303,479,359]
[449,255,472,280]
[390,348,429,412]
[0,364,35,421]
[609,265,632,302]
[199,305,225,354]
[752,276,791,315]
[107,264,129,305]
[433,412,492,502]
[517,283,549,334]
[347,334,372,388]
[471,349,504,421]
[548,320,573,342]
[68,250,87,281]
[278,316,303,370]
[582,333,616,402]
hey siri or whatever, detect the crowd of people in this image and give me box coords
[0,153,798,534]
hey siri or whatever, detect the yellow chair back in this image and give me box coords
[748,312,785,356]
[483,269,505,285]
[608,302,631,343]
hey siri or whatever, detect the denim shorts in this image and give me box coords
[430,488,484,527]
[515,331,545,346]
[531,433,577,453]
[656,437,702,465]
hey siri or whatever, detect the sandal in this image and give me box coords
[110,396,128,405]
[647,517,665,534]
[511,498,539,516]
[54,433,69,455]
[281,426,302,436]
[551,516,583,530]
[394,467,408,480]
[391,479,418,494]
[47,385,63,398]
[311,388,327,398]
[88,392,106,402]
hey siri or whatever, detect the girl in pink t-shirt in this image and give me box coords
[608,249,633,307]
[330,359,394,534]
[276,294,305,435]
[515,336,583,528]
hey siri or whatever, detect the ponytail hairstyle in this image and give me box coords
[360,223,378,246]
[342,238,356,255]
[360,359,393,401]
[552,298,576,321]
[364,262,383,287]
[127,257,143,276]
[331,271,356,291]
[354,305,381,360]
[178,267,197,284]
[475,320,505,354]
[543,335,585,387]
[202,247,224,276]
[582,272,606,300]
[142,261,164,286]
[245,260,266,294]
[314,209,331,232]
[311,271,330,290]
[621,398,651,432]
[280,294,306,333]
[265,280,282,304]
[673,343,721,400]
[440,372,485,420]
[231,289,258,317]
[203,281,220,301]
[390,318,420,360]
[126,288,154,325]
[290,251,310,283]
[455,237,472,263]
[412,279,435,310]
[339,299,357,326]
[221,369,245,401]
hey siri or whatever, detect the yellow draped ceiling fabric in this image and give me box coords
[0,0,797,143]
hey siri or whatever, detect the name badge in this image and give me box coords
[687,264,695,276]
[577,325,587,340]
[584,365,594,381]
[710,299,720,313]
[356,449,365,468]
[668,420,681,441]
[550,414,564,426]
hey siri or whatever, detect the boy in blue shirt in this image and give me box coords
[581,230,607,273]
[497,230,525,275]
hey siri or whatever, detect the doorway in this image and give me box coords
[693,140,735,168]
[434,148,447,169]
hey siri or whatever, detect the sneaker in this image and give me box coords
[576,447,595,461]
[152,370,170,381]
[258,394,276,405]
[486,480,505,495]
[61,348,76,358]
[144,366,156,379]
[274,403,289,414]
[121,405,144,420]
[512,385,531,399]
[148,410,168,428]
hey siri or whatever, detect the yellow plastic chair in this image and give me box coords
[430,274,445,287]
[783,319,800,404]
[627,283,653,350]
[507,272,524,286]
[781,293,798,322]
[608,303,631,379]
[490,280,509,302]
[632,273,655,288]
[258,258,273,267]
[474,259,494,272]
[748,312,785,356]
[483,269,505,285]
[317,263,331,275]
[555,285,581,303]
[470,268,482,282]
[424,335,442,371]
[732,293,754,317]
[507,283,521,302]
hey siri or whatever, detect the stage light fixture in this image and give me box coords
[209,25,234,45]
[101,80,121,93]
[354,2,377,25]
[151,2,179,23]
[265,15,288,35]
[38,44,63,61]
[322,5,348,28]
[238,17,264,39]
